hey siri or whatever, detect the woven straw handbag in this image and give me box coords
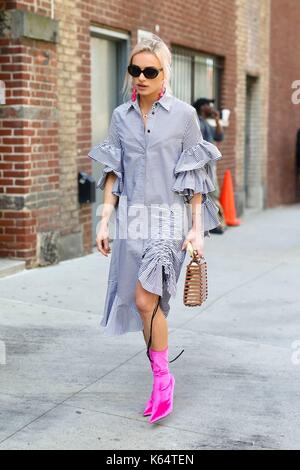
[183,241,208,307]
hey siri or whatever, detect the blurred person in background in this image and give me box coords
[193,98,226,234]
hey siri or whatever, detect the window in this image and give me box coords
[171,46,223,109]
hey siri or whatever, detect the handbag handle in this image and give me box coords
[186,241,204,263]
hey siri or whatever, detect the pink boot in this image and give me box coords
[148,346,175,424]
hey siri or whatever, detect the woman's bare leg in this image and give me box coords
[136,280,168,350]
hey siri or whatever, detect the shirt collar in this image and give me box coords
[125,89,173,113]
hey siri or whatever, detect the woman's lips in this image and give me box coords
[137,84,147,88]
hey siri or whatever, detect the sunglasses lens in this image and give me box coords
[144,68,159,79]
[128,64,141,77]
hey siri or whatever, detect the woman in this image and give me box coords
[88,35,222,424]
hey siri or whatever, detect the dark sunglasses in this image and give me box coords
[127,64,163,79]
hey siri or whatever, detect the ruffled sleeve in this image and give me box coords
[172,107,223,235]
[87,109,123,197]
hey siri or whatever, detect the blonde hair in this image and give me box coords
[122,34,173,100]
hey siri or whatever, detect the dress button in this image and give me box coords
[147,129,150,133]
[152,111,155,115]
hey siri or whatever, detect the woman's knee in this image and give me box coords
[135,282,158,319]
[135,295,153,317]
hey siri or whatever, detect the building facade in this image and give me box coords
[0,0,299,268]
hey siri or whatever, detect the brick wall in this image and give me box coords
[235,0,270,213]
[4,0,53,16]
[268,0,300,206]
[0,1,59,266]
[55,0,86,258]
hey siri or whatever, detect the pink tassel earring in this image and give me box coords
[131,86,137,102]
[158,80,166,100]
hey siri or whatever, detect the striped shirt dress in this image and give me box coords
[88,90,222,335]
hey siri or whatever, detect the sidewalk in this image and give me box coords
[0,204,300,450]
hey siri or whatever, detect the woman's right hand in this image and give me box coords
[96,222,111,257]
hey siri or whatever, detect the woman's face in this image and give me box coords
[131,52,164,98]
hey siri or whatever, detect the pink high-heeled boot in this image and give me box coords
[148,346,175,424]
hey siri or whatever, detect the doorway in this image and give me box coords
[244,75,264,210]
[90,28,129,244]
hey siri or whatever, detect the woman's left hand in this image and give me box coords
[181,228,204,258]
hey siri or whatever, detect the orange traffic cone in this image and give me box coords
[220,169,241,226]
